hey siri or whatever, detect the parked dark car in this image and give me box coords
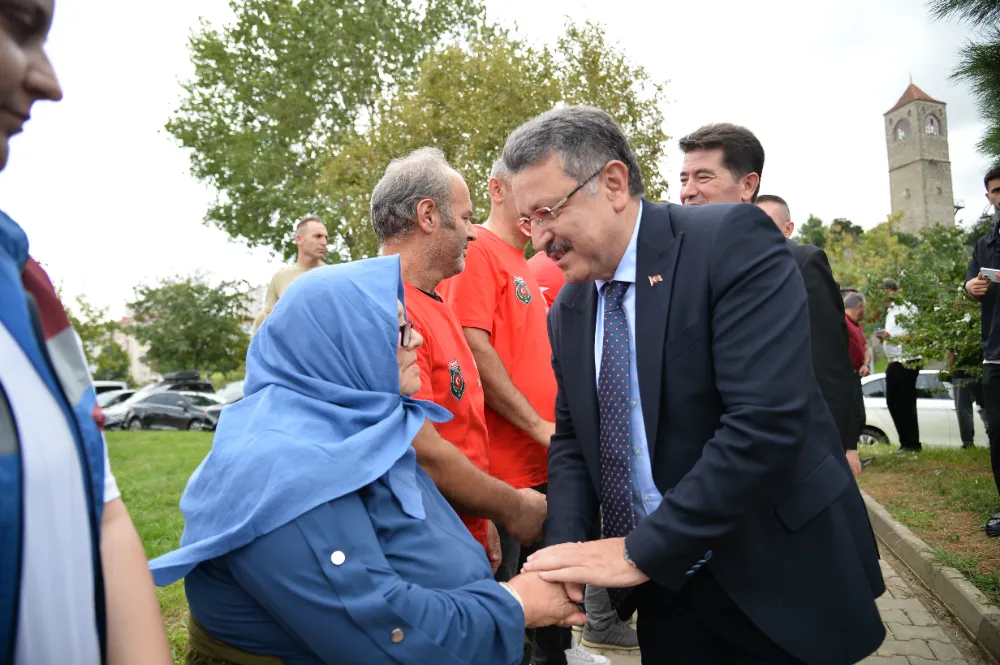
[124,391,225,431]
[130,370,216,403]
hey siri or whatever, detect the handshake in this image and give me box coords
[500,537,652,628]
[502,572,586,628]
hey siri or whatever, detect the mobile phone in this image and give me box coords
[980,268,1000,283]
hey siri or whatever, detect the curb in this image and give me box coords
[862,490,1000,664]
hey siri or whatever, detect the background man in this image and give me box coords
[371,147,548,565]
[439,161,596,665]
[252,215,328,331]
[756,193,796,238]
[962,163,1000,536]
[843,292,872,456]
[876,279,921,453]
[675,124,858,472]
[510,105,884,665]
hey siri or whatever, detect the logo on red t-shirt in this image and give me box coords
[513,276,532,305]
[448,359,466,400]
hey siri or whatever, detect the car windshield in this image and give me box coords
[97,390,132,408]
[216,381,244,403]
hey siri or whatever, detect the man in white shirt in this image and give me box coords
[876,279,922,452]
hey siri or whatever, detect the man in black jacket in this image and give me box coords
[678,124,860,476]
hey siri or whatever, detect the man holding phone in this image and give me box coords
[963,164,1000,537]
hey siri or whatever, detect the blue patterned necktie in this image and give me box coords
[598,280,637,608]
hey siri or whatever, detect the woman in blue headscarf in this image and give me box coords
[149,255,583,665]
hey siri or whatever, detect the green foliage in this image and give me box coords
[167,0,483,260]
[893,224,981,373]
[827,215,913,301]
[794,214,826,248]
[829,217,865,237]
[928,0,1000,163]
[64,295,132,384]
[321,21,669,259]
[126,275,251,375]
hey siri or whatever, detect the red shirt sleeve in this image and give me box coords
[439,240,500,333]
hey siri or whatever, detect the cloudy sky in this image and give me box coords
[0,0,993,317]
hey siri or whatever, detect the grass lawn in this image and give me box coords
[857,442,1000,607]
[108,430,211,663]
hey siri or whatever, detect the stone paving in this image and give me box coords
[574,559,984,665]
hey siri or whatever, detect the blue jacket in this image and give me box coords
[184,464,525,665]
[0,211,107,663]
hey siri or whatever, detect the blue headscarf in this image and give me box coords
[148,255,451,586]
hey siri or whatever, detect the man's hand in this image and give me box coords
[875,330,892,342]
[487,521,502,575]
[521,538,650,589]
[531,420,556,448]
[859,365,871,377]
[503,488,547,546]
[506,572,586,628]
[966,276,990,299]
[846,449,862,478]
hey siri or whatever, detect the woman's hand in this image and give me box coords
[506,572,586,628]
[487,521,502,574]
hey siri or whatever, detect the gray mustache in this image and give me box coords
[546,240,573,257]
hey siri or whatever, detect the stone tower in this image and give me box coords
[884,82,956,233]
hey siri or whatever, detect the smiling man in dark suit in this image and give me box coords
[511,106,885,665]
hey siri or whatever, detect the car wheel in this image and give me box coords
[859,427,888,446]
[187,419,203,431]
[127,418,142,431]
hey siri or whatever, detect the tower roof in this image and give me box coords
[886,82,945,114]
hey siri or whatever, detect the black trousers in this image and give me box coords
[495,483,572,665]
[979,365,1000,497]
[634,573,806,665]
[885,361,920,449]
[850,375,866,448]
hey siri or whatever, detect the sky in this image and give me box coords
[0,0,994,318]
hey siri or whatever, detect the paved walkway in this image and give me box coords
[576,559,984,665]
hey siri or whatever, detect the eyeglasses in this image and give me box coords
[517,163,607,235]
[399,321,413,347]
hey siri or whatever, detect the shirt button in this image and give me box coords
[631,400,637,409]
[633,447,642,456]
[391,628,405,643]
[642,494,651,502]
[330,551,346,566]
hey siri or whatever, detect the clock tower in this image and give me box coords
[884,82,956,233]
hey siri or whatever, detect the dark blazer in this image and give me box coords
[545,200,885,665]
[786,239,858,451]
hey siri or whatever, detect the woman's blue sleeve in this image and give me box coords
[227,498,525,665]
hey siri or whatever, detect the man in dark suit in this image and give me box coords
[675,122,860,476]
[507,106,885,664]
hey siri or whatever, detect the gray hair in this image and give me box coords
[844,293,866,310]
[501,105,645,196]
[490,156,510,185]
[370,147,455,244]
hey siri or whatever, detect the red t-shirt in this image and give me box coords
[845,314,866,371]
[404,282,491,552]
[438,227,556,489]
[527,251,566,309]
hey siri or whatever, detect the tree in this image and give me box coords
[891,224,982,374]
[64,295,132,384]
[167,0,483,260]
[126,275,251,375]
[795,214,827,248]
[320,21,670,259]
[829,218,865,238]
[826,214,913,308]
[929,0,1000,163]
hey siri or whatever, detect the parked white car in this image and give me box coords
[860,369,987,448]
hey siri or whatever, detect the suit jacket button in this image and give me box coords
[391,628,405,643]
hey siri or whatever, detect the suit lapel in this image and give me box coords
[560,284,600,455]
[635,202,682,463]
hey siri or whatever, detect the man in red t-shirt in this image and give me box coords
[372,148,547,567]
[438,159,572,665]
[844,291,871,471]
[528,251,566,310]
